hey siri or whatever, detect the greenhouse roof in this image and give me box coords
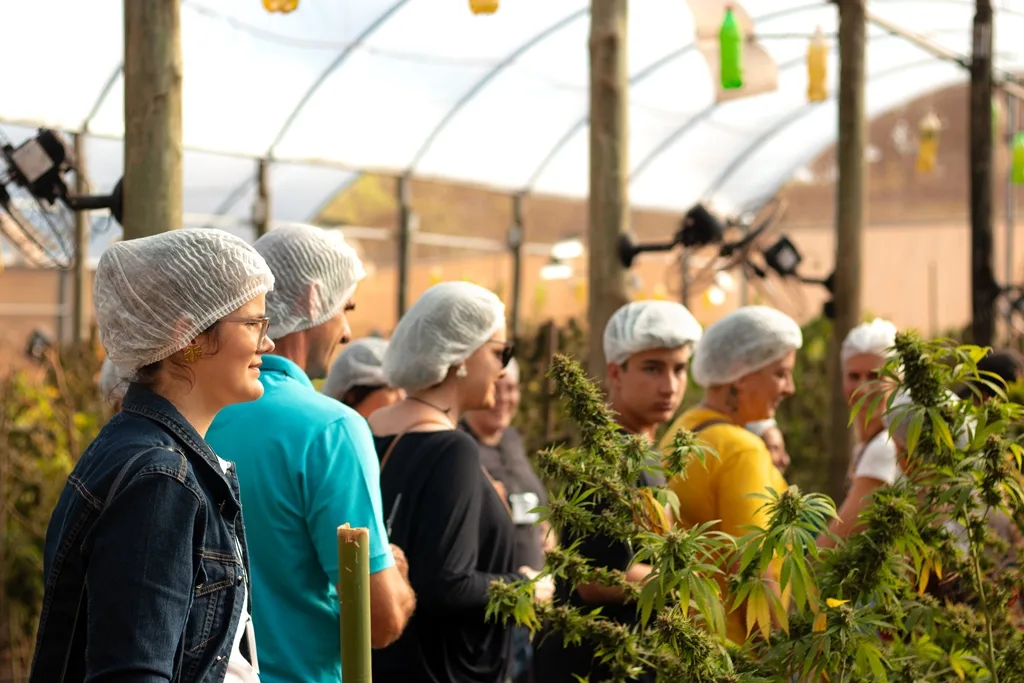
[3,0,1023,239]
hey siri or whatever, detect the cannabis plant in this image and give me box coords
[488,333,1024,682]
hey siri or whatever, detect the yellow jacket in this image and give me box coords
[659,407,788,643]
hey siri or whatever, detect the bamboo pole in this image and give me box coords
[337,524,372,682]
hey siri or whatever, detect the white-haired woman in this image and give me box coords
[30,229,276,683]
[322,337,405,418]
[369,281,553,683]
[820,319,899,547]
[660,305,802,644]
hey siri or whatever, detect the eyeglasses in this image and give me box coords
[490,340,515,368]
[221,316,271,351]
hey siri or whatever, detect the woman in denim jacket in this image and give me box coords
[29,229,276,683]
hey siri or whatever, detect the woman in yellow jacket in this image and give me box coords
[658,306,802,644]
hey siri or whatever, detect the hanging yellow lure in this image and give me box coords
[263,0,299,14]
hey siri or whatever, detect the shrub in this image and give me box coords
[489,333,1024,682]
[0,344,104,681]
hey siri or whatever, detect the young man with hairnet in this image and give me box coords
[206,224,415,683]
[536,300,702,683]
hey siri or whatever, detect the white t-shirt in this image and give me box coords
[217,456,261,683]
[853,431,901,485]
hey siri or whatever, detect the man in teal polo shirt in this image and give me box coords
[207,224,415,683]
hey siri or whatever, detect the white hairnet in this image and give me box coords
[842,318,897,365]
[883,388,972,450]
[746,419,778,437]
[322,337,390,399]
[94,229,274,374]
[603,300,703,366]
[254,224,366,339]
[98,358,127,401]
[691,306,803,387]
[384,282,505,391]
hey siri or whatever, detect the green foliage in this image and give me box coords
[514,316,837,494]
[0,344,105,680]
[488,334,1024,682]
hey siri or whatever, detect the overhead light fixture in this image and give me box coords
[617,203,726,269]
[762,235,803,278]
[714,270,735,292]
[551,235,584,261]
[3,128,125,224]
[706,286,726,307]
[540,256,572,281]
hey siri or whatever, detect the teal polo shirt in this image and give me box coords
[207,354,393,683]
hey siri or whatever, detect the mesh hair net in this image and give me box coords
[94,229,274,374]
[98,358,126,401]
[254,224,366,339]
[691,306,803,388]
[384,281,505,391]
[322,337,389,398]
[746,418,777,437]
[603,300,703,366]
[842,318,897,365]
[883,388,973,450]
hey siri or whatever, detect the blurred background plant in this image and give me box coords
[0,341,104,682]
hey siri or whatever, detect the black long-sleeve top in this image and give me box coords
[373,429,519,683]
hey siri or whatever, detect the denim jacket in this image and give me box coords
[30,384,252,683]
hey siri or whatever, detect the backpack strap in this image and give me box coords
[690,418,731,434]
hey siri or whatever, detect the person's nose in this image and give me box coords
[261,336,276,355]
[780,374,796,398]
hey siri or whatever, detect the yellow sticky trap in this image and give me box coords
[263,0,299,13]
[470,0,499,14]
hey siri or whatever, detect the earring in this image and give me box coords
[183,343,205,364]
[456,365,468,379]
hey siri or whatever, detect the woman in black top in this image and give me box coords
[369,282,554,683]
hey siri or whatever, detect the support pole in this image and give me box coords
[970,0,997,346]
[588,0,630,382]
[396,176,414,318]
[508,194,525,342]
[826,0,867,502]
[73,134,90,344]
[1005,88,1017,342]
[123,0,183,239]
[254,159,271,239]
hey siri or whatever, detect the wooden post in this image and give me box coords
[337,524,372,682]
[587,0,630,382]
[1005,91,1017,342]
[826,0,867,502]
[73,134,90,344]
[970,0,996,345]
[123,0,183,239]
[508,195,524,342]
[254,159,271,239]
[396,176,414,318]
